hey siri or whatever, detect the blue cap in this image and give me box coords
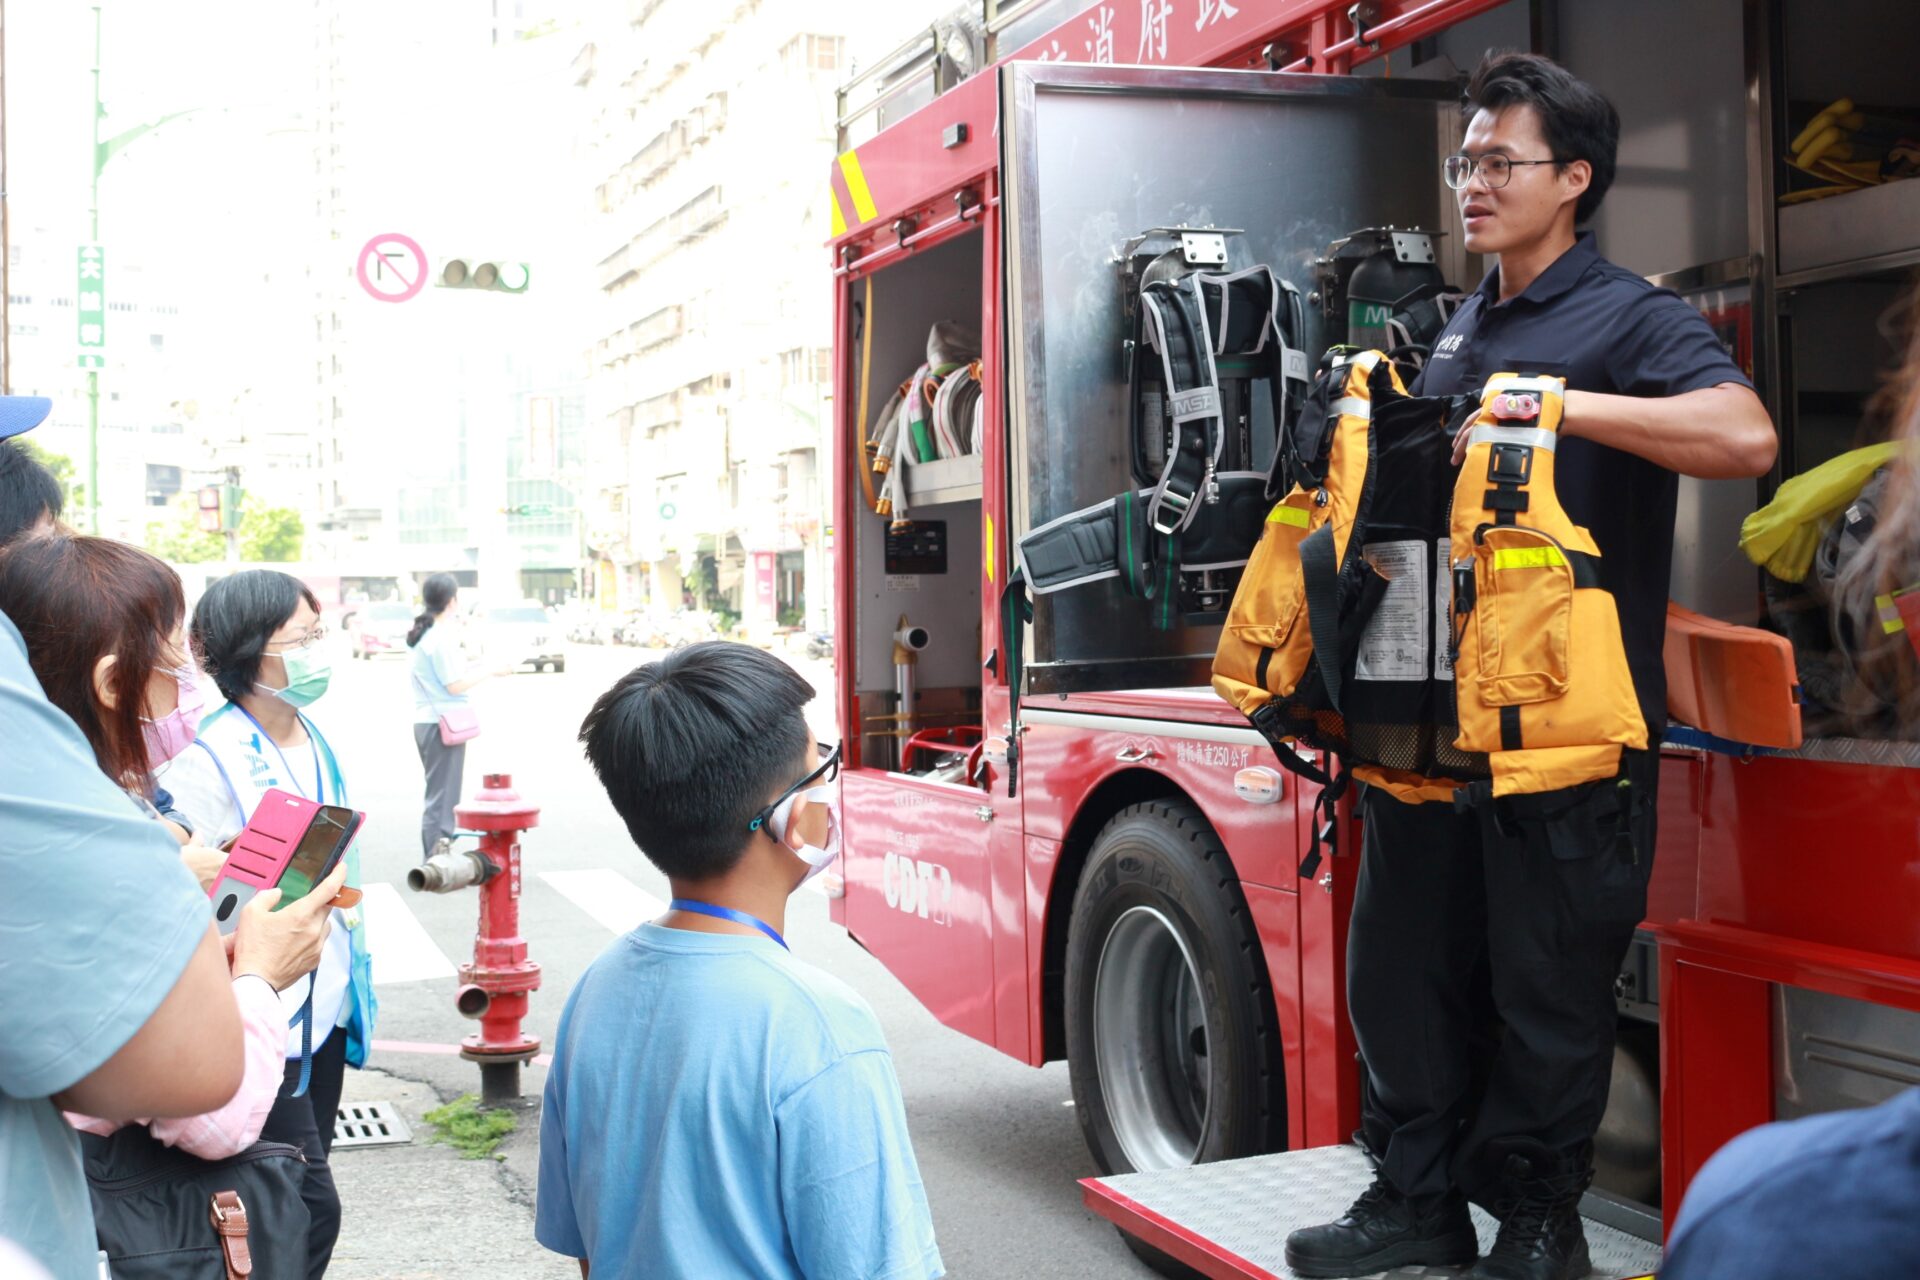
[0,397,52,441]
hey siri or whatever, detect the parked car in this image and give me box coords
[483,602,566,673]
[349,601,417,660]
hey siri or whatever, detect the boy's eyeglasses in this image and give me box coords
[265,625,329,652]
[748,742,841,834]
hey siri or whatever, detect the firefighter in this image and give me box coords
[1283,53,1776,1280]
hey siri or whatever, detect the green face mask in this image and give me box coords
[259,647,332,708]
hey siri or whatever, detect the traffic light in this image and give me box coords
[198,483,245,532]
[501,502,556,517]
[436,258,531,293]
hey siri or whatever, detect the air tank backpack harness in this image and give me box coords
[1017,228,1310,627]
[1212,362,1646,874]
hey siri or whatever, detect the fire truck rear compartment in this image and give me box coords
[849,229,985,774]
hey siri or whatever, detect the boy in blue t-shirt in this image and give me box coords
[535,642,944,1280]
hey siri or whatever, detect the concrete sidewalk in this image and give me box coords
[325,1067,574,1279]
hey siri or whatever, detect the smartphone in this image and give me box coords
[210,789,366,934]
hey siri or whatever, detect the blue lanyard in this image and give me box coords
[234,704,324,803]
[668,899,788,950]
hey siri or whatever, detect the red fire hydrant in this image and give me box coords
[407,773,542,1104]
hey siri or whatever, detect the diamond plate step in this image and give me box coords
[332,1100,413,1150]
[1083,1145,1661,1280]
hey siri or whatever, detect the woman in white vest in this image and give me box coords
[158,569,375,1280]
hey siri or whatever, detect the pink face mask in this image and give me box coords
[141,665,206,769]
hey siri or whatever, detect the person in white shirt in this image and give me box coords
[406,573,510,861]
[157,569,377,1280]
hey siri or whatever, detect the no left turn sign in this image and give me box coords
[357,232,427,303]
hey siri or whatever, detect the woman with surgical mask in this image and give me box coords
[0,537,337,1165]
[158,569,375,1280]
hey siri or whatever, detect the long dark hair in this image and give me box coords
[0,534,186,788]
[407,573,459,648]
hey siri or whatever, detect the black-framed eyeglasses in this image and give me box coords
[1444,153,1560,190]
[748,742,841,834]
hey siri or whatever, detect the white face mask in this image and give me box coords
[766,785,840,886]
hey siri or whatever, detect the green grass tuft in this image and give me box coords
[421,1093,518,1160]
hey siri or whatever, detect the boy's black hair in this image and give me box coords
[0,440,64,547]
[192,570,323,703]
[579,641,814,880]
[1465,52,1620,226]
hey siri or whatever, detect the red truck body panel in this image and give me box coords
[827,0,1920,1239]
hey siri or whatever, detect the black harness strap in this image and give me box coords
[1298,521,1346,715]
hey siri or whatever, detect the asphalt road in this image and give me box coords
[316,637,1156,1279]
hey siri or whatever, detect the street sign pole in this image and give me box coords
[85,4,101,533]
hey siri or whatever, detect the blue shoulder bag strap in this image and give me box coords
[289,990,315,1097]
[191,738,249,833]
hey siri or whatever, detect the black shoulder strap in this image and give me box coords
[1298,521,1345,715]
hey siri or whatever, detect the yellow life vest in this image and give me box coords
[1449,373,1647,795]
[1212,359,1646,834]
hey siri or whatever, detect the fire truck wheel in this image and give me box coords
[1066,799,1285,1185]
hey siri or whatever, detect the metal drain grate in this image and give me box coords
[332,1100,413,1149]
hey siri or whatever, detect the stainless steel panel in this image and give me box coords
[1087,1144,1664,1274]
[1560,0,1750,279]
[1775,985,1920,1121]
[1002,63,1462,692]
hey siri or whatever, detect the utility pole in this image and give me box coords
[1,0,12,395]
[86,3,101,531]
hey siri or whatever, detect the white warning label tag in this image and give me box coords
[1356,540,1427,682]
[1436,539,1456,682]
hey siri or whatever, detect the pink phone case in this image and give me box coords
[210,789,323,933]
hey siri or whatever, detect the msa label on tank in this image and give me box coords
[1435,539,1455,682]
[1356,540,1427,682]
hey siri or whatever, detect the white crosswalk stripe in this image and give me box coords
[360,881,458,984]
[541,868,668,935]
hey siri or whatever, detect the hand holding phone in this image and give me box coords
[210,789,365,934]
[231,860,347,992]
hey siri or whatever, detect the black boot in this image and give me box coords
[1464,1157,1591,1280]
[1284,1170,1479,1278]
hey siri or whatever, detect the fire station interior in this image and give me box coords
[847,229,987,780]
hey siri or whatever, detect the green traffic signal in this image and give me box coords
[437,258,531,293]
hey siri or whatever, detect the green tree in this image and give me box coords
[145,493,223,563]
[240,503,304,562]
[12,438,82,511]
[142,494,304,564]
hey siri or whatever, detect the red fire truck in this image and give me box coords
[825,1,1920,1274]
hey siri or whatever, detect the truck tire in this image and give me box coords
[1067,800,1286,1172]
[1065,801,1285,1274]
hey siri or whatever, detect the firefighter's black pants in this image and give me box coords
[1347,749,1657,1207]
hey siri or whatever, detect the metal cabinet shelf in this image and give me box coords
[903,452,984,506]
[1777,177,1920,288]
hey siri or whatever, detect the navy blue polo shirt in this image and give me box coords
[1412,231,1753,732]
[1660,1088,1920,1279]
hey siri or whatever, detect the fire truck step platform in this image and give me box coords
[1081,1145,1661,1280]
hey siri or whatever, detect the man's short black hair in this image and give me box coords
[191,570,323,703]
[579,641,814,880]
[0,440,64,547]
[1465,52,1620,225]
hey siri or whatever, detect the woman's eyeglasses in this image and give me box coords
[265,626,329,652]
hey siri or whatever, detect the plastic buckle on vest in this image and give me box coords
[1152,488,1193,536]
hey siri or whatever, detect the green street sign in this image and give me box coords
[76,244,106,367]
